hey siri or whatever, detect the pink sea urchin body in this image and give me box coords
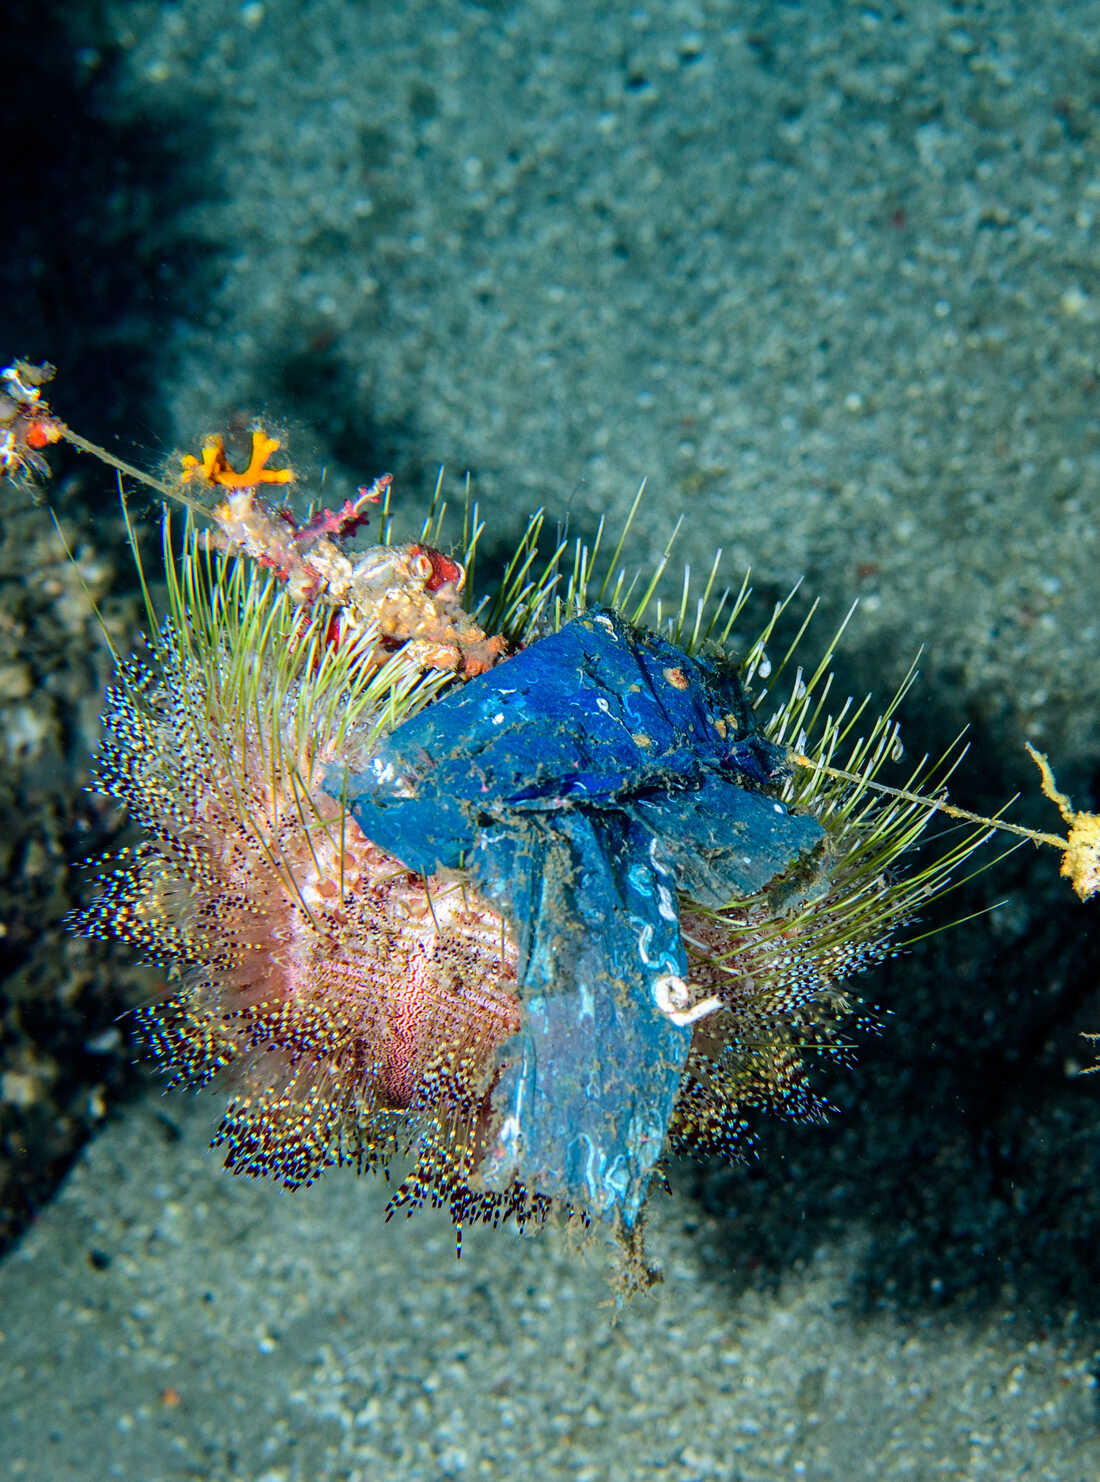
[81,546,548,1234]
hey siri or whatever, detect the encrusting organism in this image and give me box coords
[4,359,1096,1283]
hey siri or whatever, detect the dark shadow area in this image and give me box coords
[268,342,433,514]
[260,332,528,547]
[675,618,1100,1334]
[0,6,221,478]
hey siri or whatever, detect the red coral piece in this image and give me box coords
[296,474,392,549]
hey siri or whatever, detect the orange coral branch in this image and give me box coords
[181,430,293,489]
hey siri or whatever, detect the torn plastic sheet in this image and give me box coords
[328,609,825,1227]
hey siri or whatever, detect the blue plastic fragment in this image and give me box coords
[326,609,824,1227]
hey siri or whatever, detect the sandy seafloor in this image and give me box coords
[2,1,1100,1478]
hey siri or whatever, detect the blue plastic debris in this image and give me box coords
[327,609,825,1227]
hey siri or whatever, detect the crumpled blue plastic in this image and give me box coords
[326,609,824,1227]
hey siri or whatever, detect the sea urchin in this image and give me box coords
[78,453,992,1259]
[6,360,1093,1278]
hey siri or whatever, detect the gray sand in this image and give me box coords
[2,2,1099,1479]
[0,1093,1095,1481]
